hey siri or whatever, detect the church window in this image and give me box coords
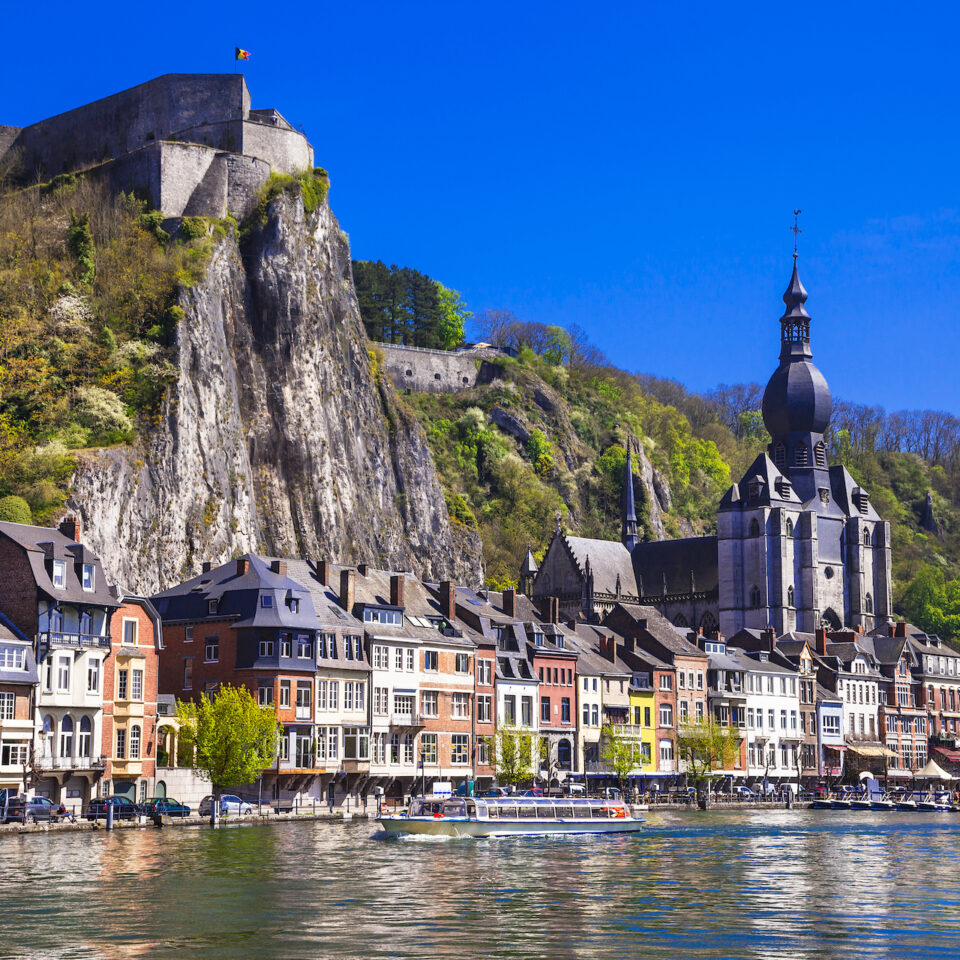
[749,518,760,538]
[863,529,871,546]
[865,593,873,615]
[674,614,689,628]
[787,585,795,607]
[700,612,717,635]
[814,441,827,467]
[793,444,809,467]
[785,518,794,538]
[749,585,761,609]
[773,443,786,468]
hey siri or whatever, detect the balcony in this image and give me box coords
[609,724,644,739]
[390,713,423,729]
[295,707,312,721]
[39,632,110,649]
[43,755,104,771]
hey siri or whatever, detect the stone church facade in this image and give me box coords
[528,256,893,637]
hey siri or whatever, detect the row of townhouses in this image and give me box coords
[3,514,960,808]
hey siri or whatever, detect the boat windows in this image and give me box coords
[498,804,517,819]
[518,803,538,818]
[555,805,574,819]
[536,803,555,819]
[441,800,466,818]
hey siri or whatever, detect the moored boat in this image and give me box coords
[871,797,896,811]
[831,798,852,810]
[810,798,833,809]
[895,798,918,811]
[378,796,645,838]
[850,798,872,811]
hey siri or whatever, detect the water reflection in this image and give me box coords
[0,813,958,958]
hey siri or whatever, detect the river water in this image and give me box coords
[0,809,957,959]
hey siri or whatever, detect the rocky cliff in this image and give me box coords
[67,190,483,594]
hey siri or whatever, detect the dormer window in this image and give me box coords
[52,561,66,589]
[748,483,761,502]
[533,632,544,646]
[81,563,95,591]
[261,595,273,608]
[290,598,299,614]
[814,440,827,467]
[208,599,218,615]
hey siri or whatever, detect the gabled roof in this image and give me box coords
[631,537,718,598]
[608,602,708,660]
[719,453,800,509]
[563,535,638,598]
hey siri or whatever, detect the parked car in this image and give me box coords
[85,796,142,821]
[3,795,66,823]
[734,786,755,799]
[198,794,254,817]
[521,788,544,797]
[142,797,191,818]
[480,787,509,798]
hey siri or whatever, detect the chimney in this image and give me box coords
[236,557,249,576]
[894,621,907,638]
[815,627,827,656]
[503,588,516,618]
[340,569,356,612]
[761,625,776,654]
[390,574,405,608]
[710,629,724,644]
[316,560,331,586]
[601,635,616,663]
[270,560,287,576]
[549,596,560,624]
[59,516,80,541]
[357,562,369,576]
[440,580,456,621]
[566,619,578,634]
[623,635,636,653]
[202,561,212,574]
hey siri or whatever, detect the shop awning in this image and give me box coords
[846,743,898,759]
[885,769,914,778]
[935,747,960,763]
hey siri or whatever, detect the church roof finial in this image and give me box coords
[791,209,801,260]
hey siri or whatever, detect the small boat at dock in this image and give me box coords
[871,797,896,811]
[850,798,873,811]
[378,796,645,838]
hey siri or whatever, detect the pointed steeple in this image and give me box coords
[519,544,538,596]
[621,436,639,552]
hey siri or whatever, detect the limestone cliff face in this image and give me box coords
[67,191,483,594]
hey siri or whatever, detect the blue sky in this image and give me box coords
[3,2,958,412]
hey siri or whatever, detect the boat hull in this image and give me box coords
[378,816,645,838]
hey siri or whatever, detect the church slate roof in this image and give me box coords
[718,453,801,509]
[563,536,638,598]
[631,537,718,598]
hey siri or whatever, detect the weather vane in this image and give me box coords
[791,209,802,259]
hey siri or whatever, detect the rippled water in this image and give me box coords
[0,810,957,959]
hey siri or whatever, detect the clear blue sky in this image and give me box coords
[3,2,958,412]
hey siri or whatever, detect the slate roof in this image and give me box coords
[563,536,638,597]
[0,611,38,684]
[718,453,801,509]
[631,537,718,597]
[0,520,118,608]
[611,602,708,659]
[269,559,365,633]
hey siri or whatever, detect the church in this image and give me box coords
[528,254,894,636]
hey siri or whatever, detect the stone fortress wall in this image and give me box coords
[0,74,313,220]
[374,342,510,394]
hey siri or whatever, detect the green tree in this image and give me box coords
[677,718,742,804]
[901,564,960,638]
[0,495,31,524]
[176,685,278,802]
[66,211,95,285]
[484,725,546,788]
[435,282,471,350]
[526,429,554,477]
[600,723,640,794]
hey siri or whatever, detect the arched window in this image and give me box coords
[591,704,599,726]
[78,715,92,757]
[822,608,842,630]
[863,529,871,546]
[557,738,572,769]
[700,612,718,635]
[749,585,761,608]
[674,614,689,628]
[865,593,873,614]
[773,443,786,468]
[785,518,794,538]
[814,440,827,467]
[787,585,795,607]
[59,715,74,757]
[130,724,141,760]
[42,715,55,757]
[749,518,760,538]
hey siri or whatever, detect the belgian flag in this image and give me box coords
[235,47,251,61]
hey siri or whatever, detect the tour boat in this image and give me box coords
[378,796,645,838]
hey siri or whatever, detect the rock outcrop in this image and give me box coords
[67,189,483,594]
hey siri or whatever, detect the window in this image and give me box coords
[774,442,786,467]
[659,704,673,727]
[258,683,274,707]
[659,674,672,691]
[695,701,704,721]
[0,646,25,670]
[815,440,827,467]
[406,649,415,671]
[372,732,385,764]
[297,636,312,659]
[207,599,218,615]
[679,672,685,689]
[455,653,469,674]
[863,528,871,546]
[452,693,470,719]
[0,692,13,720]
[477,695,492,723]
[785,518,794,538]
[451,734,469,764]
[477,659,492,686]
[591,704,600,726]
[57,655,71,691]
[780,709,787,730]
[183,658,193,690]
[259,638,274,657]
[115,726,125,760]
[659,740,674,764]
[541,697,551,723]
[477,739,489,765]
[78,563,95,591]
[582,703,590,726]
[123,620,137,645]
[403,734,414,765]
[424,650,438,671]
[369,643,386,669]
[280,680,291,708]
[130,724,141,760]
[787,585,795,607]
[749,518,760,538]
[343,727,369,761]
[865,593,873,615]
[522,696,533,727]
[793,444,809,466]
[297,681,312,716]
[52,560,66,589]
[185,625,194,643]
[679,700,689,721]
[261,595,273,608]
[750,585,761,608]
[131,669,143,701]
[329,636,338,659]
[421,733,438,765]
[280,635,292,659]
[363,608,402,625]
[87,659,99,693]
[561,697,571,723]
[1,741,27,767]
[290,598,300,615]
[393,693,414,717]
[78,716,91,757]
[768,709,775,730]
[374,687,388,715]
[328,681,339,710]
[503,695,516,724]
[205,638,219,663]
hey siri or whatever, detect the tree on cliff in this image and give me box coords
[176,685,278,800]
